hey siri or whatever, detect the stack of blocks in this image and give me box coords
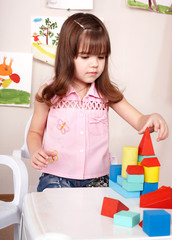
[138,127,160,195]
[103,127,171,235]
[109,127,160,198]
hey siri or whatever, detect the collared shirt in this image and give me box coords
[42,82,110,179]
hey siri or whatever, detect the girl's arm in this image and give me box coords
[110,97,169,142]
[27,84,56,170]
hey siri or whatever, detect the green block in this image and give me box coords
[138,155,157,163]
[114,210,140,227]
[122,179,143,191]
[127,173,144,183]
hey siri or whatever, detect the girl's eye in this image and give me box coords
[98,56,105,59]
[81,55,89,59]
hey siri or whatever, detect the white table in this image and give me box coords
[21,187,172,240]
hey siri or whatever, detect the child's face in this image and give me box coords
[73,50,105,87]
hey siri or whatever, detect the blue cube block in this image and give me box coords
[109,165,122,182]
[143,210,171,237]
[141,182,158,195]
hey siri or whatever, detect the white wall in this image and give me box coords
[0,0,172,193]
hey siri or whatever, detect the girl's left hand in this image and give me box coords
[138,113,169,142]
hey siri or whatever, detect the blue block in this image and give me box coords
[109,165,122,182]
[114,210,140,227]
[117,175,125,186]
[143,210,171,237]
[109,180,140,198]
[141,182,158,195]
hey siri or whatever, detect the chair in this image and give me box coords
[0,117,31,240]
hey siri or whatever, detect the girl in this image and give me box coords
[27,13,168,191]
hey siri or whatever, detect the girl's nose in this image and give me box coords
[90,57,98,67]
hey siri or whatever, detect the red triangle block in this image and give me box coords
[139,127,155,156]
[140,186,172,209]
[101,197,129,218]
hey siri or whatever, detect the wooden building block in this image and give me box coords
[138,127,155,156]
[101,197,129,218]
[140,186,172,209]
[141,182,158,195]
[141,157,160,183]
[126,165,144,175]
[109,180,140,198]
[138,154,157,163]
[126,173,144,183]
[143,210,171,237]
[121,146,138,178]
[122,179,143,191]
[109,164,122,182]
[114,210,140,228]
[117,175,125,186]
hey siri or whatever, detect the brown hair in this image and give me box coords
[36,13,123,106]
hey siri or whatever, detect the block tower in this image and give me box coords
[138,128,160,195]
[109,127,160,198]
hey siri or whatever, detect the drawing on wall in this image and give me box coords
[0,52,33,107]
[47,0,93,10]
[31,16,66,66]
[127,0,172,14]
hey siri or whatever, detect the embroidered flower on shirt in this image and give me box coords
[48,150,59,164]
[57,119,70,134]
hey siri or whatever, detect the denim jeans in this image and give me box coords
[37,173,109,192]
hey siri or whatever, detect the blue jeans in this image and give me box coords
[37,173,109,192]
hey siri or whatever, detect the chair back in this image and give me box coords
[0,155,28,211]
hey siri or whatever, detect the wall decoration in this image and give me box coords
[0,52,33,107]
[31,16,66,66]
[127,0,172,14]
[47,0,93,10]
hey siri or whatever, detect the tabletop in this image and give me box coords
[22,187,172,240]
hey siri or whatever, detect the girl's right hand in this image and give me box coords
[30,149,56,170]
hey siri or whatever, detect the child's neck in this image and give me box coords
[72,82,91,100]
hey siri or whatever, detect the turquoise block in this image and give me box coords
[114,210,140,227]
[138,154,157,163]
[127,173,144,183]
[122,179,143,191]
[109,180,140,198]
[143,210,171,237]
[117,175,125,186]
[109,165,122,182]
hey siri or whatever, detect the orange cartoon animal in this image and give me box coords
[0,57,20,88]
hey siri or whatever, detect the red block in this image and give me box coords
[126,165,144,175]
[139,127,155,156]
[139,220,143,228]
[140,157,160,167]
[140,186,172,209]
[101,197,129,218]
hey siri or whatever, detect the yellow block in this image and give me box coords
[121,146,138,178]
[144,166,159,183]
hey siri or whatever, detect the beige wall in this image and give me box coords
[0,0,172,193]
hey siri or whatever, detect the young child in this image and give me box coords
[27,13,168,192]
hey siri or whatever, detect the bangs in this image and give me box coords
[76,30,111,56]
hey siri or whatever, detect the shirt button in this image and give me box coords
[80,112,84,117]
[80,131,84,134]
[80,149,84,153]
